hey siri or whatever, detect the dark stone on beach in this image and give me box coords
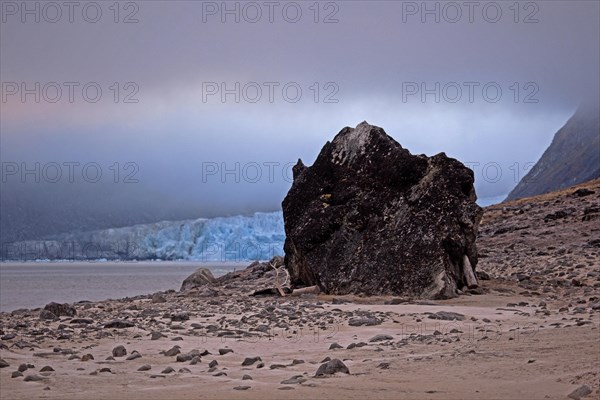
[170,312,190,322]
[282,122,482,298]
[219,348,234,355]
[163,346,181,357]
[24,374,45,382]
[127,351,142,360]
[39,366,54,372]
[1,333,16,340]
[369,334,393,342]
[428,311,466,321]
[315,359,350,376]
[209,360,218,368]
[348,317,381,326]
[12,371,23,378]
[347,342,368,350]
[151,331,166,340]
[190,356,201,365]
[176,354,193,362]
[180,268,216,291]
[270,364,287,370]
[18,364,28,372]
[0,359,9,368]
[161,367,175,374]
[377,362,390,369]
[42,302,76,318]
[234,385,251,390]
[568,385,593,400]
[178,368,191,373]
[81,354,94,361]
[242,357,262,366]
[213,371,227,377]
[329,343,343,350]
[138,364,152,371]
[281,375,307,384]
[242,374,253,380]
[104,320,134,329]
[70,318,93,324]
[112,345,127,357]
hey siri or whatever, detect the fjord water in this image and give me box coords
[0,261,242,312]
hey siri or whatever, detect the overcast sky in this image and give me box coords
[1,0,599,228]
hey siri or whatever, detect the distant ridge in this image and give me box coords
[505,104,600,202]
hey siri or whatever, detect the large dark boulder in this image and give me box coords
[282,122,483,298]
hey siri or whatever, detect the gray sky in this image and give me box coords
[1,1,599,232]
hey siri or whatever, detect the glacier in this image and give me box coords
[1,212,285,262]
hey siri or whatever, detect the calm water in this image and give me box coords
[0,261,245,312]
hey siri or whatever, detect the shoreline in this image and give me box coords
[0,261,249,313]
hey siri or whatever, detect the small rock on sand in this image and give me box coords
[112,345,127,357]
[242,357,261,366]
[568,385,593,400]
[348,317,381,326]
[24,374,45,382]
[281,375,307,384]
[163,346,181,357]
[428,311,466,321]
[104,320,134,329]
[0,359,10,368]
[127,351,142,361]
[369,334,393,342]
[138,364,152,371]
[315,359,350,376]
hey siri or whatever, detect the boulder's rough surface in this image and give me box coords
[180,268,216,291]
[282,122,483,298]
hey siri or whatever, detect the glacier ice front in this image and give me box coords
[2,212,285,262]
[145,212,285,261]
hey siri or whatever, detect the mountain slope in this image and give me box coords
[505,105,600,201]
